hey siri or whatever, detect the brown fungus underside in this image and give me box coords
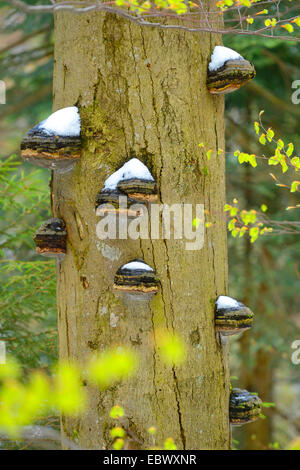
[207,59,256,94]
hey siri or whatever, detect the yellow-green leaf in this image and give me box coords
[281,24,294,33]
[259,134,266,145]
[156,330,186,365]
[110,426,126,438]
[261,204,268,213]
[291,181,300,193]
[110,405,125,419]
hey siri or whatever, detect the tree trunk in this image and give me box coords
[52,5,230,450]
[239,247,274,450]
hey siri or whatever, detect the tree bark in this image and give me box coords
[52,5,230,450]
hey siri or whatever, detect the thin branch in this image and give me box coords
[5,0,300,41]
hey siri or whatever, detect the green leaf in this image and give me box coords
[87,348,137,389]
[228,219,236,231]
[110,405,125,419]
[259,134,266,145]
[206,150,212,161]
[286,143,294,157]
[148,426,157,435]
[249,227,259,243]
[291,157,300,170]
[249,154,257,168]
[261,204,268,213]
[110,426,126,438]
[268,156,279,166]
[164,437,177,450]
[281,23,294,33]
[156,330,186,365]
[113,438,125,450]
[230,207,238,216]
[266,128,274,142]
[277,139,284,150]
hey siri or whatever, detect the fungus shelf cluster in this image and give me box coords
[96,160,160,299]
[22,45,260,434]
[229,388,262,425]
[206,47,259,428]
[215,295,254,335]
[96,158,157,217]
[113,259,159,299]
[214,295,260,426]
[21,106,81,171]
[33,218,67,259]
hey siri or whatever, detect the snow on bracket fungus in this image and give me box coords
[96,158,157,218]
[34,218,67,259]
[207,46,256,94]
[113,259,159,300]
[21,107,81,172]
[230,388,262,426]
[215,295,254,336]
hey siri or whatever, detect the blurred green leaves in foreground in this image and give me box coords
[0,348,135,438]
[0,329,186,444]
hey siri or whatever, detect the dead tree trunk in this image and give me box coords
[52,5,230,449]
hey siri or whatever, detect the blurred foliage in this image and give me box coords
[0,156,56,370]
[0,2,55,373]
[87,347,137,389]
[0,350,134,439]
[224,34,300,449]
[0,335,184,449]
[156,329,187,365]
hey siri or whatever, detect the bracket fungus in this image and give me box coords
[230,388,262,426]
[113,259,159,297]
[207,46,256,94]
[34,218,67,259]
[215,295,254,335]
[96,158,157,217]
[21,106,81,171]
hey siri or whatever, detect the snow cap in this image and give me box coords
[103,158,154,191]
[39,106,81,137]
[209,46,243,72]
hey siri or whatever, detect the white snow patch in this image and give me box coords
[216,295,240,309]
[122,261,153,272]
[208,46,243,72]
[103,158,154,190]
[39,106,81,136]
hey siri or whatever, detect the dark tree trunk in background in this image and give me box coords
[240,222,273,450]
